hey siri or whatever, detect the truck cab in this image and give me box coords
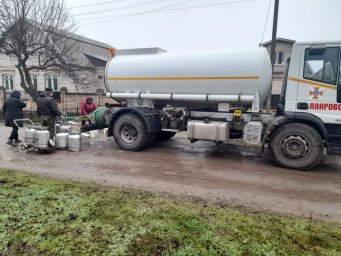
[282,42,341,155]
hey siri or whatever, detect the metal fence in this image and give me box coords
[0,107,81,124]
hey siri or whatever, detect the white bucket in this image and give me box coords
[89,130,99,138]
[81,132,91,145]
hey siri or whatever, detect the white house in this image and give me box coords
[262,38,296,95]
[0,32,112,99]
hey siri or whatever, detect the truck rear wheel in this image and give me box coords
[268,123,324,170]
[113,114,150,151]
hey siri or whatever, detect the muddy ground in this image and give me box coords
[0,125,341,223]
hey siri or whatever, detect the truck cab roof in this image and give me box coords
[295,41,341,46]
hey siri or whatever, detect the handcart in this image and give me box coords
[14,119,56,154]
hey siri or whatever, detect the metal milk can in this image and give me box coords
[57,123,72,133]
[25,127,36,143]
[34,127,50,148]
[68,132,81,151]
[55,132,69,149]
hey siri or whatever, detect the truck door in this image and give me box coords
[295,45,341,123]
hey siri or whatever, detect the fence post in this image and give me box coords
[61,91,66,111]
[0,90,3,109]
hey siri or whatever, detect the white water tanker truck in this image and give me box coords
[102,42,341,170]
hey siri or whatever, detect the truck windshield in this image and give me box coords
[303,47,339,85]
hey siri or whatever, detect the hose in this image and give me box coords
[63,107,110,129]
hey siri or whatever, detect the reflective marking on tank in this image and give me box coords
[107,76,259,81]
[288,77,337,90]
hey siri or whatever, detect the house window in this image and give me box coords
[45,74,58,91]
[275,51,285,64]
[2,74,14,90]
[304,47,339,85]
[31,74,37,89]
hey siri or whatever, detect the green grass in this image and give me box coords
[0,169,340,256]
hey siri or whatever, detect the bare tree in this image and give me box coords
[0,0,96,100]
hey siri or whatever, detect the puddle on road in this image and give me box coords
[0,146,30,162]
[173,142,264,160]
[163,171,178,176]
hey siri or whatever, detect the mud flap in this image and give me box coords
[108,107,161,137]
[261,116,289,156]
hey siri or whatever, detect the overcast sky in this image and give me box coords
[66,0,340,52]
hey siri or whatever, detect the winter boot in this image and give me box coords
[6,140,17,146]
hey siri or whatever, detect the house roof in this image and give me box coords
[64,32,113,66]
[295,41,341,45]
[0,21,113,67]
[83,53,107,67]
[262,37,296,46]
[67,32,112,50]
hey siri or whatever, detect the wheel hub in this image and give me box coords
[120,124,137,144]
[281,134,309,159]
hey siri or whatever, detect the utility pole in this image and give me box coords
[266,0,279,112]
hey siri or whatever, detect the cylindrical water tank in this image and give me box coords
[25,127,36,143]
[55,132,69,149]
[105,47,272,104]
[34,127,50,148]
[68,132,82,151]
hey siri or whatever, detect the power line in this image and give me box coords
[260,0,271,44]
[73,0,169,16]
[69,0,129,9]
[80,0,194,25]
[80,0,253,26]
[77,0,184,21]
[110,0,194,22]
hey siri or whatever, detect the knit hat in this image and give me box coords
[10,90,21,99]
[45,87,53,92]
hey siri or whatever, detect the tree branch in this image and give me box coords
[0,0,100,101]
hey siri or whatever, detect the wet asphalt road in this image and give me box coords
[0,125,341,223]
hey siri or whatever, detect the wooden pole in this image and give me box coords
[266,0,279,112]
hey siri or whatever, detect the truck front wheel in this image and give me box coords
[113,114,150,151]
[268,123,324,170]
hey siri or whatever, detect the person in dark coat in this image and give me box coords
[36,87,64,139]
[3,90,26,146]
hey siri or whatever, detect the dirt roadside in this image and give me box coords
[0,125,341,223]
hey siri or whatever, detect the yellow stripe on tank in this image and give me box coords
[107,76,259,81]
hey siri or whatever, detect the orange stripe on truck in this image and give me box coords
[288,77,337,90]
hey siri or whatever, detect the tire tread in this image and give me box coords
[268,123,324,170]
